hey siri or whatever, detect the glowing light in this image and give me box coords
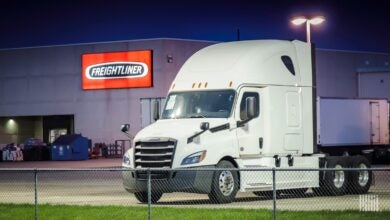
[309,16,325,25]
[290,16,325,43]
[291,17,307,25]
[5,119,17,134]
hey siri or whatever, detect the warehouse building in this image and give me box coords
[0,38,389,148]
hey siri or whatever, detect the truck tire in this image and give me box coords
[208,160,239,203]
[348,156,372,194]
[315,157,348,196]
[134,192,163,204]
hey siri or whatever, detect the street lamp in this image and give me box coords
[291,16,325,43]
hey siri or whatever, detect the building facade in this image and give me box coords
[0,38,389,147]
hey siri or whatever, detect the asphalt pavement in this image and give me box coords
[0,159,389,212]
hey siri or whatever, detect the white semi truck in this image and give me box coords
[121,39,389,203]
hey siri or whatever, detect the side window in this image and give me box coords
[281,55,295,76]
[240,92,259,120]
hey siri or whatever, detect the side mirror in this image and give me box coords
[200,122,210,131]
[246,97,256,119]
[121,124,130,134]
[153,100,160,121]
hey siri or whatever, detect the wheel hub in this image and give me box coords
[219,170,234,196]
[333,164,345,189]
[358,163,369,187]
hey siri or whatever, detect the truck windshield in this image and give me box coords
[161,90,235,119]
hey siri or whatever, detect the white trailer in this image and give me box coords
[317,97,389,157]
[121,40,377,203]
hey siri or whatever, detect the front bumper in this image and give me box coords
[122,166,215,194]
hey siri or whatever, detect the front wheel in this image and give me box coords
[208,160,239,204]
[134,192,163,204]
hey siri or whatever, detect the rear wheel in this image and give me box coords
[208,160,239,203]
[314,157,348,196]
[348,156,372,194]
[134,192,163,204]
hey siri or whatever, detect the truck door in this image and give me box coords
[370,101,380,144]
[236,87,263,156]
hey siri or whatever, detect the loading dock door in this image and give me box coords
[359,72,390,99]
[43,115,74,144]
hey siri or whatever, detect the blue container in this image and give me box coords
[51,134,89,161]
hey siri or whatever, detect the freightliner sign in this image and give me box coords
[82,50,152,90]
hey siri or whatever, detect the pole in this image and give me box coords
[34,169,38,220]
[272,167,276,220]
[306,21,311,44]
[147,169,152,220]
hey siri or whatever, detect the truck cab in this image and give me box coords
[121,40,368,204]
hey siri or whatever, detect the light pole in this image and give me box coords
[291,16,325,43]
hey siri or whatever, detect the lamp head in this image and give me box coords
[309,16,325,25]
[291,17,307,26]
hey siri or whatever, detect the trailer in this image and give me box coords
[317,97,390,159]
[120,39,382,203]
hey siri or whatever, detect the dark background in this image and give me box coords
[1,0,390,52]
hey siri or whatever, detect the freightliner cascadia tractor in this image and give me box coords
[121,40,388,203]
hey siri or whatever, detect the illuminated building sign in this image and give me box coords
[82,50,152,90]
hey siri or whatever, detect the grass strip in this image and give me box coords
[0,204,388,220]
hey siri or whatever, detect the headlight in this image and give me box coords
[181,151,207,165]
[122,155,131,166]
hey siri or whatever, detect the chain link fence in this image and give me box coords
[0,167,389,219]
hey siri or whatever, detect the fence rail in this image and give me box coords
[1,167,389,220]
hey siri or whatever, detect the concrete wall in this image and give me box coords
[316,49,390,98]
[0,39,213,144]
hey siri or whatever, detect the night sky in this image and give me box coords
[1,0,390,52]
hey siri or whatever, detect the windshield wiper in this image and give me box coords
[187,122,231,144]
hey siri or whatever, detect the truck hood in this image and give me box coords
[127,118,239,168]
[134,118,229,141]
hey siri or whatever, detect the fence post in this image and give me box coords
[34,169,38,220]
[147,169,152,220]
[272,167,276,220]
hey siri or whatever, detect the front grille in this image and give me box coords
[134,140,176,169]
[134,139,176,180]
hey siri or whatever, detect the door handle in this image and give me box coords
[259,137,263,149]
